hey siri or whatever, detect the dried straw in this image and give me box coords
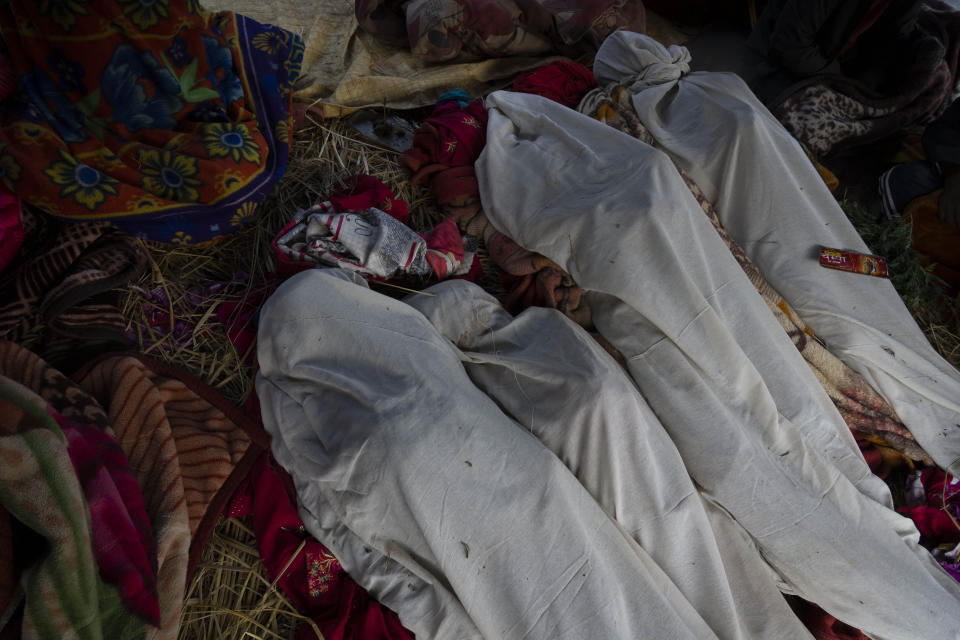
[179,517,321,640]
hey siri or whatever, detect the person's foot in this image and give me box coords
[878,160,942,219]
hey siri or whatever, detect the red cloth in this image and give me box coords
[227,455,414,640]
[0,192,22,275]
[512,61,598,109]
[399,99,487,207]
[422,217,466,279]
[800,601,871,640]
[899,468,960,544]
[328,174,410,225]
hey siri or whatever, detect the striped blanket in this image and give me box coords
[0,342,266,639]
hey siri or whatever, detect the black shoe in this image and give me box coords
[878,161,942,219]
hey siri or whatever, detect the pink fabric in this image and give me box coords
[328,175,410,225]
[228,455,414,640]
[56,410,159,626]
[512,61,597,108]
[0,192,23,275]
[422,217,465,278]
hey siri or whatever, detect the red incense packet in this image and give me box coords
[819,247,889,278]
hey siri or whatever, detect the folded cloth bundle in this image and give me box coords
[274,175,471,280]
[512,60,598,109]
[302,206,432,278]
[355,0,645,62]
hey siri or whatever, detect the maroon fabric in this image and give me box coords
[227,455,414,640]
[0,506,14,629]
[899,468,960,544]
[799,601,871,640]
[328,174,410,225]
[216,280,278,367]
[512,61,597,109]
[59,415,160,625]
[399,98,487,209]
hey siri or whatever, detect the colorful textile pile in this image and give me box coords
[0,341,265,639]
[901,468,960,582]
[61,414,159,625]
[228,454,414,640]
[772,3,960,156]
[902,469,960,544]
[0,207,146,370]
[400,98,488,215]
[0,1,303,244]
[577,80,930,467]
[355,0,645,62]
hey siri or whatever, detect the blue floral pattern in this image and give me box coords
[47,49,86,94]
[21,69,87,143]
[101,43,183,132]
[202,35,243,106]
[165,36,190,68]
